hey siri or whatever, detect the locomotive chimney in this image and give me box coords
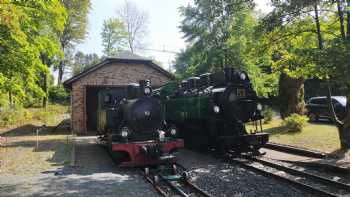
[139,79,151,89]
[224,67,235,83]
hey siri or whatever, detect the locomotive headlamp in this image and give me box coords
[158,130,165,141]
[144,87,152,95]
[257,103,263,111]
[213,105,220,113]
[170,128,177,135]
[121,127,129,138]
[240,72,247,80]
[121,131,128,138]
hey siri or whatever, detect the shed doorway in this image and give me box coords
[86,86,125,133]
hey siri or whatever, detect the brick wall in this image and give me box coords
[70,62,171,134]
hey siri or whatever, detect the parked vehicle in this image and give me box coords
[306,96,347,122]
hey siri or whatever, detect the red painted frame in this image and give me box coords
[111,139,184,167]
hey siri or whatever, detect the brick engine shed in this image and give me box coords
[63,56,174,135]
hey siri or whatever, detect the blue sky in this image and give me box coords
[76,0,272,72]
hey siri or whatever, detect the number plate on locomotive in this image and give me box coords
[237,88,246,98]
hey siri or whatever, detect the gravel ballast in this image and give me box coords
[176,149,316,197]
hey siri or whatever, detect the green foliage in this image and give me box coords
[72,51,100,75]
[49,86,69,104]
[101,18,127,57]
[313,39,350,83]
[0,0,67,106]
[0,104,68,127]
[175,0,277,97]
[60,0,90,46]
[0,106,30,126]
[282,114,309,132]
[263,107,274,123]
[57,0,91,84]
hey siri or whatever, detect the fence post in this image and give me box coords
[36,128,39,151]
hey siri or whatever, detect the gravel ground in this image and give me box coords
[176,149,316,197]
[0,136,157,197]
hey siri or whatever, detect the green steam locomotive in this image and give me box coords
[155,67,269,155]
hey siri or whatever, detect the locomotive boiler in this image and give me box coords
[97,80,184,166]
[155,67,269,155]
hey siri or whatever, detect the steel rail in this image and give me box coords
[142,164,211,197]
[251,157,350,193]
[229,158,339,197]
[140,169,168,197]
[160,174,189,197]
[265,142,327,158]
[183,179,212,197]
[273,159,350,174]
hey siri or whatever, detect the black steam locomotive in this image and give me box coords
[156,67,269,155]
[97,80,184,166]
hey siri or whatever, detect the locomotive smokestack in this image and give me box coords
[139,80,152,96]
[139,79,151,89]
[224,67,235,83]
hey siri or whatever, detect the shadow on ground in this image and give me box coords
[1,119,71,137]
[1,163,152,197]
[1,140,155,197]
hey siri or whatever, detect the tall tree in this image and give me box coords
[116,0,148,54]
[72,51,100,75]
[258,0,339,118]
[101,18,127,57]
[175,0,277,97]
[57,0,90,84]
[347,0,350,37]
[0,0,66,107]
[315,0,350,149]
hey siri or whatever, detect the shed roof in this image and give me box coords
[63,56,174,89]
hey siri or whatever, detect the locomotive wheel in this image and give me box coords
[181,171,189,181]
[144,167,150,176]
[171,164,177,175]
[183,126,210,151]
[153,175,160,184]
[215,143,226,156]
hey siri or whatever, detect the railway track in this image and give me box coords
[263,143,349,173]
[264,142,328,158]
[229,155,350,197]
[141,163,211,197]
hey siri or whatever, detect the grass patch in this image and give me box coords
[0,135,73,175]
[0,104,69,134]
[0,104,72,175]
[0,104,69,135]
[249,119,340,153]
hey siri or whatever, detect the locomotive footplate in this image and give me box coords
[111,138,184,167]
[218,132,269,154]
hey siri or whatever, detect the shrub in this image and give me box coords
[0,106,28,127]
[263,107,274,123]
[282,113,309,132]
[49,86,69,104]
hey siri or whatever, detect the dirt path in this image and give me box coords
[0,136,157,197]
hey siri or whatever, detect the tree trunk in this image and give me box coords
[42,72,48,108]
[57,62,64,85]
[340,95,350,149]
[337,0,346,39]
[279,73,305,119]
[337,95,350,150]
[8,90,13,108]
[347,0,350,38]
[314,2,323,49]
